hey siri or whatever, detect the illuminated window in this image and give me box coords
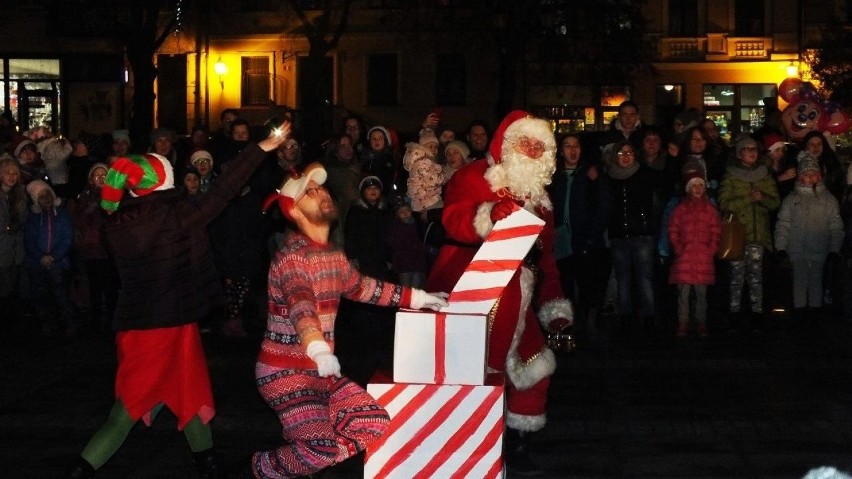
[241,56,271,107]
[704,84,776,142]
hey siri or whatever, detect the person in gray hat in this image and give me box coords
[718,135,780,333]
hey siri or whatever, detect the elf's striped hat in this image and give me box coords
[100,153,175,212]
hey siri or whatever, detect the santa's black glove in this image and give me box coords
[826,252,840,265]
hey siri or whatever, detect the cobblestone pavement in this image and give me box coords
[3,312,852,478]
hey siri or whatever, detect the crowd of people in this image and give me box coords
[1,100,851,478]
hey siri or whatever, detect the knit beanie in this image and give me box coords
[736,136,759,157]
[444,140,470,159]
[190,149,214,166]
[419,129,439,147]
[112,129,131,144]
[797,153,821,178]
[683,169,706,193]
[359,175,383,192]
[12,136,36,158]
[100,153,175,212]
[26,180,61,213]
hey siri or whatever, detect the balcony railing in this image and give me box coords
[658,35,772,61]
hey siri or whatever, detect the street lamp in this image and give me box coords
[214,56,228,89]
[786,61,799,78]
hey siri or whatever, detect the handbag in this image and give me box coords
[717,210,745,261]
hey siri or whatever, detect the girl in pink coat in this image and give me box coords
[668,170,721,337]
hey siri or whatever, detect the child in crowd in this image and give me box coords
[403,141,444,213]
[667,170,721,337]
[442,140,470,184]
[360,126,396,194]
[182,167,202,197]
[774,153,843,323]
[68,163,118,332]
[718,136,780,332]
[24,180,76,336]
[386,201,429,288]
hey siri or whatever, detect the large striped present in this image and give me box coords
[393,207,544,386]
[365,373,505,479]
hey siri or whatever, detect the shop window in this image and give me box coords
[704,83,776,143]
[435,54,466,106]
[241,56,271,107]
[368,54,398,106]
[3,59,61,134]
[601,86,631,129]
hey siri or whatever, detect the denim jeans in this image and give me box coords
[610,236,656,318]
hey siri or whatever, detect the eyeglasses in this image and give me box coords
[617,151,635,157]
[508,137,546,154]
[345,125,360,132]
[283,144,300,150]
[302,185,326,200]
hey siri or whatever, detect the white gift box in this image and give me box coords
[393,208,545,386]
[365,373,505,479]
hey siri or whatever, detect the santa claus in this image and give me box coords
[426,110,573,475]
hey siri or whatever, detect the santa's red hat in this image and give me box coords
[487,110,555,163]
[100,153,175,212]
[262,162,328,222]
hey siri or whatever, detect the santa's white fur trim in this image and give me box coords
[474,201,495,239]
[506,346,556,391]
[505,267,556,390]
[538,298,574,328]
[483,156,554,211]
[506,410,546,432]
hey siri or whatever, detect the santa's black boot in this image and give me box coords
[194,448,226,479]
[65,457,96,479]
[504,428,543,477]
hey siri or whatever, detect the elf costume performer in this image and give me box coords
[65,123,292,479]
[246,163,448,479]
[426,110,574,476]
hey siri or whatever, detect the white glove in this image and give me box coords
[410,289,449,311]
[306,340,341,378]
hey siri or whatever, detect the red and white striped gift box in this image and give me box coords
[365,373,505,479]
[393,208,545,386]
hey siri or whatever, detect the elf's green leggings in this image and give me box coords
[80,400,212,469]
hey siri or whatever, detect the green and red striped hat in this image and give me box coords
[100,153,175,212]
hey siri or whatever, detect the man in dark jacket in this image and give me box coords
[64,123,291,479]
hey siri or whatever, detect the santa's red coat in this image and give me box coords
[426,158,570,431]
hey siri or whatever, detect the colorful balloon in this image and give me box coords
[780,78,851,141]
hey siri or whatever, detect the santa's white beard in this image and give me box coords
[486,148,555,207]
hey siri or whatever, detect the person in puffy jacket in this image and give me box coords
[668,171,721,337]
[774,153,843,324]
[718,135,780,332]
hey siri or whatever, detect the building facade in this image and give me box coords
[0,1,847,145]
